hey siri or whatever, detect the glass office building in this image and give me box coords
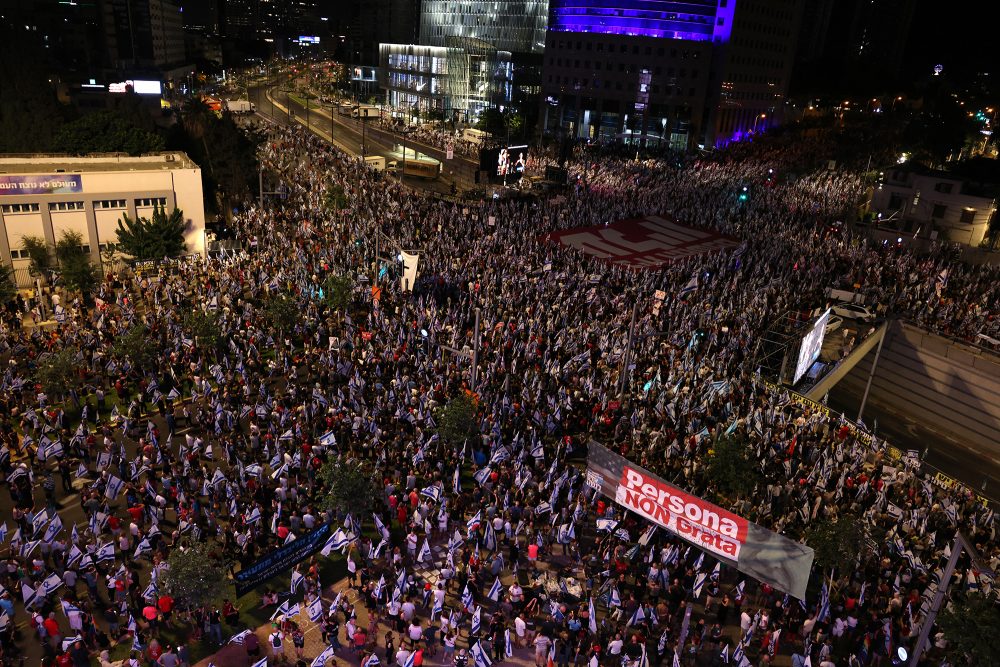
[419,0,548,55]
[379,40,513,119]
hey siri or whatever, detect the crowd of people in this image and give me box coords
[0,119,996,667]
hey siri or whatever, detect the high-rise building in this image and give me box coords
[0,0,106,76]
[541,0,802,148]
[419,0,547,56]
[101,0,187,74]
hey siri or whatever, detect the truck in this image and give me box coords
[387,159,441,180]
[225,99,256,114]
[352,105,380,119]
[462,128,487,145]
[363,156,386,171]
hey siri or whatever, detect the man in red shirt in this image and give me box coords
[43,613,61,646]
[158,594,175,627]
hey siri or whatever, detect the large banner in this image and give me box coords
[587,441,813,599]
[400,251,419,292]
[0,174,82,195]
[234,523,331,596]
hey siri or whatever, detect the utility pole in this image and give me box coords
[259,167,264,210]
[857,324,887,423]
[909,532,994,666]
[619,299,640,395]
[471,307,481,393]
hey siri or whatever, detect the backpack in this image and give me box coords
[271,633,282,648]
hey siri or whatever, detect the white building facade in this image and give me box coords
[0,152,205,285]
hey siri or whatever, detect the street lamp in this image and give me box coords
[752,113,766,133]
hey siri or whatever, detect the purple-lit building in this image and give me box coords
[541,0,802,149]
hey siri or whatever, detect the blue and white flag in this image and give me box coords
[363,654,380,667]
[453,465,462,494]
[421,485,441,503]
[322,529,352,556]
[470,642,492,667]
[505,629,514,657]
[595,518,618,533]
[473,466,492,486]
[608,586,622,608]
[487,577,503,601]
[252,658,268,667]
[373,514,390,540]
[589,597,598,634]
[462,585,474,611]
[467,511,482,532]
[290,570,305,594]
[471,606,481,634]
[312,646,336,667]
[96,542,116,563]
[627,605,646,627]
[720,644,729,664]
[308,596,324,622]
[418,539,432,563]
[679,274,699,296]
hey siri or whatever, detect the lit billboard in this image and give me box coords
[793,309,830,384]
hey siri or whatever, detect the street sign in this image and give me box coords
[446,143,454,160]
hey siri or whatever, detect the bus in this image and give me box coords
[462,128,487,145]
[387,159,441,179]
[337,102,355,116]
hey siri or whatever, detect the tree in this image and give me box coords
[184,310,221,352]
[111,323,158,374]
[0,265,16,306]
[323,184,348,212]
[34,348,81,401]
[804,514,869,573]
[322,274,354,312]
[55,230,100,303]
[317,458,383,518]
[51,110,164,156]
[264,294,299,358]
[705,435,760,499]
[160,542,230,610]
[21,236,53,281]
[938,591,1000,665]
[115,205,188,260]
[437,393,478,445]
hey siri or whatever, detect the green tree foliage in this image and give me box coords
[322,274,354,312]
[437,393,478,445]
[51,110,164,156]
[805,514,869,573]
[938,592,1000,665]
[21,236,53,280]
[55,230,100,302]
[0,265,16,306]
[705,434,760,498]
[34,348,81,400]
[160,542,230,609]
[184,310,221,352]
[115,206,188,260]
[323,184,348,212]
[264,294,299,331]
[318,458,382,518]
[111,323,158,374]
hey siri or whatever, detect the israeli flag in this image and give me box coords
[363,654,381,667]
[246,507,262,524]
[467,511,482,532]
[41,573,63,597]
[318,430,336,447]
[308,596,324,622]
[374,575,386,600]
[534,501,552,515]
[290,570,306,594]
[627,605,646,627]
[462,585,474,611]
[418,539,432,563]
[483,522,497,552]
[470,641,492,667]
[96,542,116,562]
[720,644,729,664]
[43,515,63,543]
[105,475,125,500]
[638,524,657,546]
[313,645,336,667]
[473,466,492,486]
[609,586,622,608]
[595,518,618,532]
[252,658,268,667]
[488,576,503,601]
[471,606,481,635]
[421,485,441,503]
[432,597,443,619]
[693,570,708,599]
[505,629,514,658]
[228,629,252,644]
[0,522,6,544]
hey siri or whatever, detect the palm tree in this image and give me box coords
[182,96,215,176]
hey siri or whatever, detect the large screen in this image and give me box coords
[480,145,529,182]
[794,308,830,384]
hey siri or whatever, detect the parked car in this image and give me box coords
[825,315,844,334]
[832,303,876,322]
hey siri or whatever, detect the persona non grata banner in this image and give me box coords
[587,440,814,599]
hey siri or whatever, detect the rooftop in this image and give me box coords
[0,152,198,174]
